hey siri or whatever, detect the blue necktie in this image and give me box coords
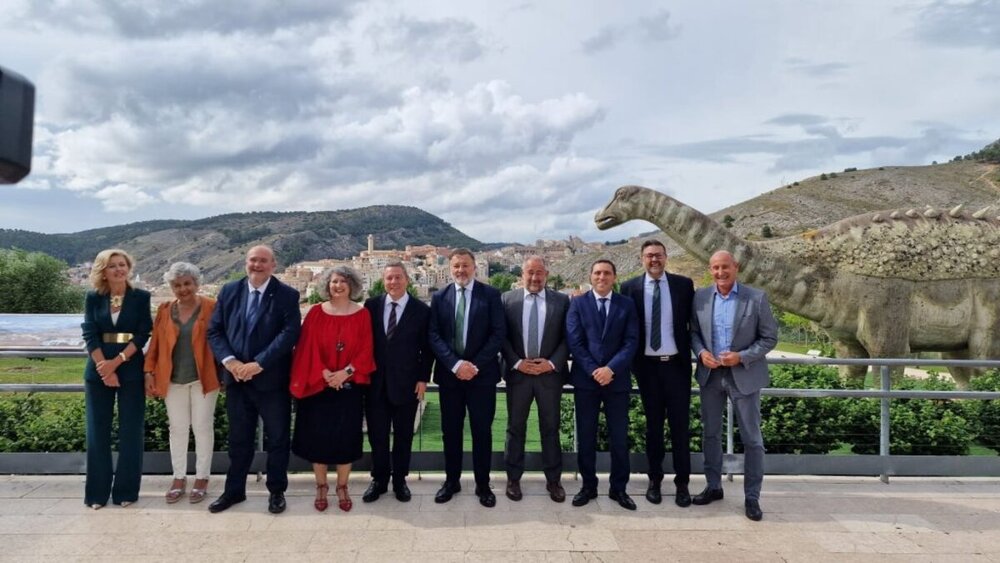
[246,289,261,327]
[527,293,540,358]
[598,297,608,329]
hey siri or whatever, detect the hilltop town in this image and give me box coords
[115,234,605,305]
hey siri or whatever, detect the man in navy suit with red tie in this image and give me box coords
[428,248,506,507]
[362,261,433,503]
[566,259,640,510]
[207,245,301,514]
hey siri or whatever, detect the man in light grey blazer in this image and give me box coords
[501,256,570,503]
[690,250,778,521]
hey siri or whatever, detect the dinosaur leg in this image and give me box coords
[942,350,973,389]
[951,296,1000,389]
[856,298,910,383]
[832,339,869,383]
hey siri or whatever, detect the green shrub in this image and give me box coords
[756,364,848,454]
[844,374,974,455]
[559,388,703,454]
[0,391,230,453]
[967,369,1000,453]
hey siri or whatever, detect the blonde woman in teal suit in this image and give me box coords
[81,249,152,509]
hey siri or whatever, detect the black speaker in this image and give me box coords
[0,65,35,184]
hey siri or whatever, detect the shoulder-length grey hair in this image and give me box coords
[162,262,202,286]
[318,265,364,302]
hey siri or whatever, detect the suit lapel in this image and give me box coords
[373,295,387,335]
[510,290,526,355]
[443,285,457,340]
[732,286,749,334]
[699,291,714,353]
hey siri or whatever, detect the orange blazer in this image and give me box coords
[143,296,220,397]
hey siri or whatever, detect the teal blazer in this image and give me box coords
[81,286,153,383]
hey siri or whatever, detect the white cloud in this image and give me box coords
[3,0,1000,244]
[94,183,157,212]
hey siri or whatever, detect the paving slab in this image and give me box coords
[0,474,998,561]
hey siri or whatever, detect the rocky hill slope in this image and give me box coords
[0,206,480,283]
[551,160,1000,286]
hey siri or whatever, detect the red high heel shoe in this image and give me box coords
[336,483,352,512]
[314,483,329,512]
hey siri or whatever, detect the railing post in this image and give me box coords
[726,397,734,482]
[879,365,891,484]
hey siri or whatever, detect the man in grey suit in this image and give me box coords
[501,256,570,503]
[690,250,777,521]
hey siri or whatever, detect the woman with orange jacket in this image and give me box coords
[144,262,220,504]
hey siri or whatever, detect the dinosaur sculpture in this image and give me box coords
[594,185,1000,387]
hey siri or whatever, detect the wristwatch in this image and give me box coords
[344,365,355,377]
[118,352,128,362]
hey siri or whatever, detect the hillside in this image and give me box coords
[551,160,1000,286]
[0,206,480,283]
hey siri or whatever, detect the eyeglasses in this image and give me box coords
[642,253,665,260]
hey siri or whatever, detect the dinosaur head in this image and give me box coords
[594,185,643,230]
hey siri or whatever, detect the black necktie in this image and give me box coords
[387,301,398,339]
[651,279,662,351]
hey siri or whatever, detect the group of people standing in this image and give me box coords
[80,238,777,522]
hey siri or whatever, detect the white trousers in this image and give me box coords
[164,381,219,479]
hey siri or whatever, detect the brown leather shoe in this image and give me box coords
[546,480,566,503]
[505,479,522,501]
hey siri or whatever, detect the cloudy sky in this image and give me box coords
[2,0,998,243]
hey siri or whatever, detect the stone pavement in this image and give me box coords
[1,474,999,562]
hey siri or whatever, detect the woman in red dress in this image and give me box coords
[290,266,375,512]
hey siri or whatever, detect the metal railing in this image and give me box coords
[2,347,1000,480]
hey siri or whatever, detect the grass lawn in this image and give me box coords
[0,357,85,384]
[413,392,544,452]
[774,342,815,355]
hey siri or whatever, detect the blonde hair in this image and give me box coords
[89,248,135,294]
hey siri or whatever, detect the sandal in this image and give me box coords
[336,483,352,512]
[189,478,209,504]
[315,483,329,512]
[165,478,186,504]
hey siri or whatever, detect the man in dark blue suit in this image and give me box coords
[428,248,506,507]
[362,261,433,503]
[207,245,301,514]
[566,259,640,510]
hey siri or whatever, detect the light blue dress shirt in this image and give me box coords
[711,282,739,358]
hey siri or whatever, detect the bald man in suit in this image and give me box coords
[690,250,778,522]
[501,256,570,503]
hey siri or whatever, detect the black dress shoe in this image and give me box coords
[546,481,566,503]
[208,493,246,513]
[434,481,461,504]
[645,480,662,504]
[571,487,598,507]
[608,490,637,511]
[393,482,412,502]
[475,484,496,508]
[675,484,692,508]
[745,499,763,521]
[268,492,286,514]
[691,486,724,506]
[505,479,522,501]
[363,480,388,503]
